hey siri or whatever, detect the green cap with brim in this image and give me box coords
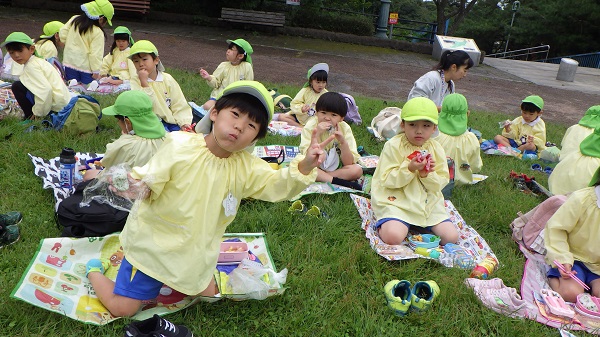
[304,62,328,87]
[1,32,34,48]
[439,93,468,136]
[580,127,600,159]
[40,21,64,39]
[579,105,600,129]
[227,38,253,64]
[522,95,544,110]
[402,97,439,124]
[113,26,134,46]
[128,40,165,72]
[102,90,166,139]
[81,0,114,26]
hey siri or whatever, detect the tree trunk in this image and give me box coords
[435,0,448,35]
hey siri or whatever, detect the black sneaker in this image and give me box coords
[124,314,193,337]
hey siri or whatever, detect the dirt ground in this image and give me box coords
[1,8,598,126]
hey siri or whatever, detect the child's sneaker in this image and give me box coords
[86,258,110,276]
[384,280,412,316]
[465,277,507,291]
[0,211,22,226]
[410,280,440,312]
[480,288,529,318]
[123,314,192,337]
[0,224,20,249]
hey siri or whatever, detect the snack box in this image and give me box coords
[218,242,249,264]
[408,234,441,249]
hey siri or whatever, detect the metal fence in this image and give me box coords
[540,52,600,69]
[389,19,437,44]
[487,45,550,61]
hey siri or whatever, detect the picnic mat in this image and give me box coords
[11,232,285,325]
[68,82,130,95]
[29,152,103,210]
[268,122,302,137]
[0,86,24,120]
[350,194,497,267]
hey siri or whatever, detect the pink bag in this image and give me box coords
[340,93,362,125]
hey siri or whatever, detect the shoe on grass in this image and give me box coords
[384,280,412,316]
[465,277,507,291]
[0,224,20,249]
[123,314,192,337]
[0,211,22,226]
[479,287,529,318]
[288,200,307,213]
[411,280,440,312]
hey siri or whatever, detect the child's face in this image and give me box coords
[132,53,159,75]
[116,117,133,135]
[401,120,437,147]
[310,79,327,93]
[226,46,243,64]
[8,45,35,65]
[115,39,129,51]
[447,64,469,81]
[209,106,261,154]
[316,110,343,128]
[521,109,542,123]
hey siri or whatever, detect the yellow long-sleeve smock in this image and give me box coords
[121,132,317,295]
[502,116,547,151]
[560,124,593,161]
[544,186,600,275]
[100,48,134,80]
[548,150,600,195]
[434,131,482,186]
[206,61,254,99]
[131,71,192,127]
[371,134,449,227]
[100,134,165,169]
[299,118,360,164]
[34,40,58,60]
[59,15,105,73]
[20,56,70,117]
[287,87,328,126]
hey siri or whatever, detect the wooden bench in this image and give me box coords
[111,0,151,15]
[220,7,285,27]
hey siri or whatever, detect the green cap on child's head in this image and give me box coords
[81,0,114,26]
[113,26,134,45]
[102,91,165,139]
[129,40,165,72]
[522,95,544,110]
[40,21,64,39]
[580,127,600,160]
[1,32,34,48]
[402,97,439,125]
[227,39,253,64]
[439,93,468,136]
[220,80,274,120]
[579,105,600,129]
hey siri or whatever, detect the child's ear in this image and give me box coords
[29,45,36,53]
[539,110,543,115]
[209,107,219,122]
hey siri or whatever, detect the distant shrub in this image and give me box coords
[289,10,374,36]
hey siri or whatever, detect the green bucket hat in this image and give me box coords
[579,105,600,129]
[227,39,253,64]
[128,40,165,72]
[113,26,134,46]
[1,32,34,48]
[402,97,439,125]
[40,21,64,39]
[522,95,544,110]
[81,0,114,26]
[304,62,329,87]
[580,127,600,159]
[439,93,468,136]
[102,90,166,139]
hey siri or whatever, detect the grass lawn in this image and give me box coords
[0,67,583,337]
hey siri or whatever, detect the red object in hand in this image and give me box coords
[408,150,432,172]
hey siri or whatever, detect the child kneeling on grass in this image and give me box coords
[371,97,458,246]
[86,81,334,317]
[299,92,363,190]
[494,95,546,155]
[545,166,600,303]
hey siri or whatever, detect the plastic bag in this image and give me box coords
[227,259,288,300]
[80,163,151,212]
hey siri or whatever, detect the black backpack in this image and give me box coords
[55,180,129,237]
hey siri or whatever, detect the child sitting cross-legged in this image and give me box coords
[560,105,600,161]
[494,95,546,155]
[371,97,458,246]
[85,81,334,317]
[299,92,363,190]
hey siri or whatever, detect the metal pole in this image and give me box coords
[504,1,520,55]
[375,0,391,39]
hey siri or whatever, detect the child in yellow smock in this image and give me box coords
[545,167,600,302]
[60,0,114,85]
[129,40,192,132]
[2,32,70,120]
[34,21,64,60]
[299,92,363,190]
[549,128,600,196]
[560,105,600,161]
[198,39,254,117]
[85,81,334,317]
[278,62,329,127]
[99,26,135,85]
[371,97,457,246]
[494,95,546,154]
[434,93,482,186]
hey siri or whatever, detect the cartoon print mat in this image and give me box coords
[29,153,102,211]
[290,176,371,201]
[350,194,498,267]
[11,233,285,325]
[519,244,600,333]
[69,82,130,95]
[268,122,302,137]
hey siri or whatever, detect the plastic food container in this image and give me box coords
[218,242,249,263]
[408,234,441,249]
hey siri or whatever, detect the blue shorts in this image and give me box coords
[376,217,442,231]
[114,257,163,301]
[162,120,181,132]
[508,138,520,148]
[547,260,600,287]
[64,66,94,85]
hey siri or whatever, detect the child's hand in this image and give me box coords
[316,121,332,136]
[198,68,210,80]
[298,129,336,175]
[408,157,426,173]
[138,69,149,86]
[420,157,435,177]
[92,73,101,80]
[333,130,346,146]
[108,173,149,200]
[301,104,310,113]
[527,135,534,143]
[558,263,575,279]
[180,124,195,133]
[503,124,511,133]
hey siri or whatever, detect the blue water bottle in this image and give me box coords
[59,148,76,188]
